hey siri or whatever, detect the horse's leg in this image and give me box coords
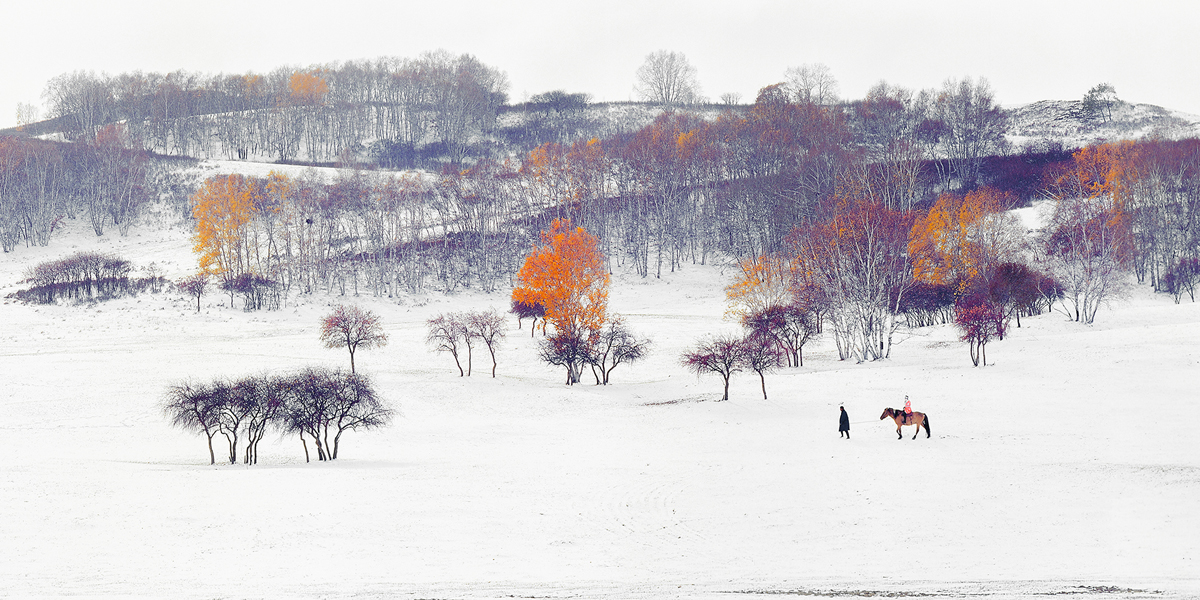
[896,421,902,439]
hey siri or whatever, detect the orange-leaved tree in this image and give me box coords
[513,218,609,336]
[908,187,1020,297]
[513,219,609,383]
[192,174,259,300]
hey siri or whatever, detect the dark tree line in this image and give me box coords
[163,368,392,464]
[13,251,167,304]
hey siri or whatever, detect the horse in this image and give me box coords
[880,407,931,440]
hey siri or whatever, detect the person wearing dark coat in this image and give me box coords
[839,406,850,439]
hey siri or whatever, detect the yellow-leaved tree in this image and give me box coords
[512,219,609,383]
[288,71,329,106]
[192,174,259,299]
[724,253,795,320]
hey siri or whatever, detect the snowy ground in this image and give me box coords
[1,215,1197,599]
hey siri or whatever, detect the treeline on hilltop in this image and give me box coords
[32,51,510,165]
[22,53,1029,173]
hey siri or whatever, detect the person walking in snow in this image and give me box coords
[839,406,850,439]
[903,395,913,425]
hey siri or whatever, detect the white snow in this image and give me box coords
[1,215,1197,599]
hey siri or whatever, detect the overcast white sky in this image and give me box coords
[3,0,1198,129]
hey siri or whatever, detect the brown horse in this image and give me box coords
[880,407,931,440]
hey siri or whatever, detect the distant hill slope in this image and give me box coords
[1007,99,1200,150]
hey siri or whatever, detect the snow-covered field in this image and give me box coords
[1,215,1198,599]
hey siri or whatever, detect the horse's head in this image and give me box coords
[880,408,892,420]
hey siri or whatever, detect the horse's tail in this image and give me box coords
[924,414,931,436]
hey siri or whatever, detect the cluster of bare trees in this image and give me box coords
[680,330,791,402]
[163,367,392,465]
[1034,139,1200,318]
[425,309,508,377]
[533,315,650,385]
[14,251,168,304]
[1115,140,1200,293]
[0,131,154,252]
[42,51,509,164]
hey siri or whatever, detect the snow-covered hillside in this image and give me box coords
[1007,100,1200,150]
[1,213,1198,599]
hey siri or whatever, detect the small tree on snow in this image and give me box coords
[540,331,594,385]
[466,309,507,377]
[177,273,209,313]
[426,313,468,376]
[954,301,1006,366]
[320,304,388,374]
[279,367,392,462]
[740,333,784,399]
[162,381,222,465]
[588,316,651,385]
[681,334,747,402]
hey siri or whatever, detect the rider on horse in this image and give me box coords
[903,395,912,424]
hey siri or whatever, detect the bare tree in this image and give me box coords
[426,313,467,376]
[281,368,334,461]
[587,316,651,385]
[634,50,701,106]
[743,304,818,367]
[279,367,392,461]
[15,102,38,128]
[1039,196,1132,323]
[954,302,1006,366]
[162,381,221,465]
[234,374,285,465]
[511,299,546,336]
[466,309,507,377]
[1081,83,1119,123]
[785,63,839,105]
[540,331,594,385]
[319,304,388,373]
[740,333,784,399]
[932,77,1008,190]
[211,379,250,464]
[681,334,747,402]
[325,370,392,460]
